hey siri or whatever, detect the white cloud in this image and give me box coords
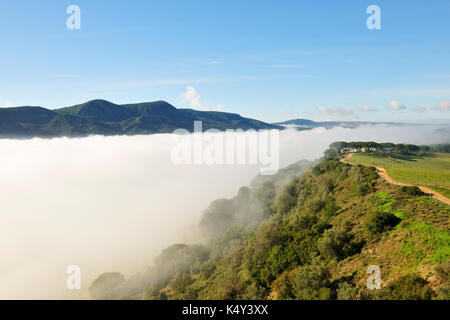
[181,86,223,111]
[358,105,377,112]
[412,106,426,113]
[387,101,406,111]
[317,106,354,117]
[182,86,201,108]
[434,100,450,112]
[208,60,222,65]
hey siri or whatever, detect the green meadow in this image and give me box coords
[347,153,450,198]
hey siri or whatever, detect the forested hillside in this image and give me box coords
[90,144,450,300]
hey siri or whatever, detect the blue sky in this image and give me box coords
[0,0,449,123]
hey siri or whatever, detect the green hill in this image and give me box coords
[0,99,281,138]
[89,143,450,300]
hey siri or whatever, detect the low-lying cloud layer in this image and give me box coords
[0,124,448,299]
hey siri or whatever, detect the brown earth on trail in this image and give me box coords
[376,166,450,205]
[340,153,450,206]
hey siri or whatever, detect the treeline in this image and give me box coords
[325,141,450,159]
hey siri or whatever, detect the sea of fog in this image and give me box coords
[0,124,448,299]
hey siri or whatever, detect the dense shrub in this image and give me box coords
[199,261,216,279]
[323,199,339,219]
[243,221,283,287]
[377,274,434,300]
[312,160,340,175]
[401,186,424,196]
[271,270,296,299]
[159,291,168,300]
[364,211,401,236]
[350,165,377,196]
[89,272,125,300]
[151,244,210,286]
[241,282,269,300]
[200,199,234,236]
[435,261,450,300]
[210,266,243,299]
[355,181,371,196]
[318,225,362,261]
[294,212,318,230]
[170,273,195,298]
[254,182,276,213]
[336,282,358,300]
[274,182,299,215]
[293,258,333,300]
[305,199,325,213]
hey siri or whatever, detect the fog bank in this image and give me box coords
[0,124,447,299]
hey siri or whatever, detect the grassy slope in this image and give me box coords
[195,162,449,299]
[333,189,449,290]
[346,153,450,198]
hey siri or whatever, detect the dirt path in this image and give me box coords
[340,153,353,163]
[340,154,450,206]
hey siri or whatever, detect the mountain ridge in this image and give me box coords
[0,99,414,139]
[0,99,281,138]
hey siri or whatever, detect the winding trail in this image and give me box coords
[340,153,450,206]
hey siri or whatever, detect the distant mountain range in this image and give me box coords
[273,119,401,130]
[0,99,280,138]
[0,99,414,139]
